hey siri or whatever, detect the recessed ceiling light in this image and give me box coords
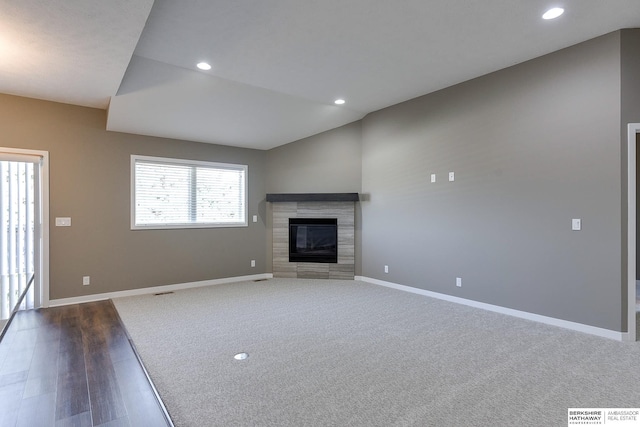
[334,99,346,105]
[197,62,212,71]
[542,7,564,20]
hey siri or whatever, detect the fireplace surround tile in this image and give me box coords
[270,199,356,279]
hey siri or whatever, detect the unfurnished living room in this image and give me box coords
[1,1,640,426]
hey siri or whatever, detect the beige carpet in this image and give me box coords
[114,278,640,427]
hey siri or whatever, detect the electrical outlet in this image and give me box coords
[83,276,90,286]
[252,215,258,223]
[384,265,389,274]
[456,277,462,287]
[251,260,256,267]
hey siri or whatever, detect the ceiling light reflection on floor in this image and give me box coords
[234,352,249,360]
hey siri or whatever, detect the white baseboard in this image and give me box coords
[48,273,274,308]
[48,273,628,341]
[355,276,625,341]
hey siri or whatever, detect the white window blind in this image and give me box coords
[132,155,247,229]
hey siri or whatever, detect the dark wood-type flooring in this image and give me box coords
[0,301,172,427]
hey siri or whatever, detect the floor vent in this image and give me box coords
[154,291,175,296]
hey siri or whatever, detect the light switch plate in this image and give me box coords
[431,174,436,183]
[56,217,71,227]
[572,218,581,231]
[449,172,455,182]
[252,215,258,223]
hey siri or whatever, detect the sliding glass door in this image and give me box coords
[0,152,43,321]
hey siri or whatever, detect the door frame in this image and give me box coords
[0,147,49,309]
[626,123,640,341]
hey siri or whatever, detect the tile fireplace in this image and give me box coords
[267,193,358,279]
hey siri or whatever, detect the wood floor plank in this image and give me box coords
[0,325,16,367]
[9,309,42,331]
[0,328,37,376]
[56,372,91,421]
[94,416,131,427]
[0,379,26,426]
[23,308,62,399]
[23,370,58,399]
[85,301,136,364]
[56,310,91,421]
[54,411,93,427]
[103,314,137,364]
[57,313,85,377]
[85,351,128,425]
[16,391,56,427]
[0,369,28,387]
[113,358,171,427]
[80,303,128,426]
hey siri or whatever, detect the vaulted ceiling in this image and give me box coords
[2,1,640,150]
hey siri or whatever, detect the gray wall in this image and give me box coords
[265,122,363,274]
[361,32,624,331]
[621,30,640,288]
[622,29,640,146]
[0,94,267,300]
[265,121,362,193]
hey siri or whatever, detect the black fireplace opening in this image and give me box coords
[289,218,337,263]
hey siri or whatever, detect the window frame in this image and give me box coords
[130,155,248,230]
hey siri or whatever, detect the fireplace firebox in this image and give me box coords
[289,218,337,263]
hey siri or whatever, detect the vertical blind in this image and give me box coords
[0,161,35,320]
[132,156,247,229]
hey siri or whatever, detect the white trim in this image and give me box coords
[627,123,640,342]
[0,147,49,310]
[356,276,625,341]
[41,152,50,308]
[0,152,41,163]
[49,273,273,307]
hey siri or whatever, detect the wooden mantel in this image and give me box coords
[266,193,359,202]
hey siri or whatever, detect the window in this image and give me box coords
[131,155,247,229]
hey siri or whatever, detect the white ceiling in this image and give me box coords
[0,0,154,108]
[2,1,640,150]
